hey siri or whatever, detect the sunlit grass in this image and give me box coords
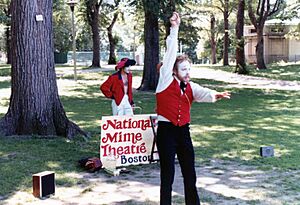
[190,80,300,170]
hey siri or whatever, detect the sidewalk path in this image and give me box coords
[190,67,300,91]
[78,65,300,91]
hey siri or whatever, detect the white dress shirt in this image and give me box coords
[156,26,217,122]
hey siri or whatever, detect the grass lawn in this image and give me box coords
[0,64,299,202]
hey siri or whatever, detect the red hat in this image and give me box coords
[115,58,136,70]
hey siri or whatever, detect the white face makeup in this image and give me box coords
[124,66,131,74]
[176,61,191,82]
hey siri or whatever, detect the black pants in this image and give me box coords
[156,121,200,205]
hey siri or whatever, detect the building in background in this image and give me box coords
[244,19,300,64]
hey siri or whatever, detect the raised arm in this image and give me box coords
[156,12,180,93]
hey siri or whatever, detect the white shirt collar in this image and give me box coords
[173,75,181,84]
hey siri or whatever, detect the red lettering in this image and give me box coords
[101,142,148,157]
[117,146,124,156]
[102,132,118,143]
[135,133,142,143]
[102,119,116,130]
[101,144,117,157]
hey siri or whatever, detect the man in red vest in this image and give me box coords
[156,12,230,205]
[100,58,136,116]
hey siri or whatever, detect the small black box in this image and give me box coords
[260,146,274,157]
[33,171,55,198]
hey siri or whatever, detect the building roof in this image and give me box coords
[265,18,300,26]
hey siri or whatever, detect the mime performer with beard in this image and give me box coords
[155,12,231,205]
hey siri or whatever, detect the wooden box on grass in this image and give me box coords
[32,171,55,198]
[260,146,274,157]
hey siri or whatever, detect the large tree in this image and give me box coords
[197,1,224,64]
[102,0,120,65]
[0,0,87,138]
[138,0,160,91]
[84,0,103,68]
[222,0,230,66]
[210,13,217,64]
[201,0,236,65]
[235,0,247,74]
[248,0,283,69]
[107,11,119,64]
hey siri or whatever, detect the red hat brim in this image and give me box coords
[116,58,136,70]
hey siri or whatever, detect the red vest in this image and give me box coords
[156,79,193,126]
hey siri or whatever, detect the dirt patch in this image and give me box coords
[2,159,300,205]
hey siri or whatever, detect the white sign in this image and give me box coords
[100,114,158,168]
[35,15,43,22]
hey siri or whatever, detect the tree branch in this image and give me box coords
[269,0,282,16]
[248,0,258,28]
[107,11,119,31]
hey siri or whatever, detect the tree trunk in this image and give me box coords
[256,28,267,69]
[223,0,229,66]
[235,0,248,74]
[90,4,100,68]
[139,0,159,91]
[5,25,11,64]
[107,12,118,65]
[0,0,87,139]
[247,0,283,70]
[210,14,217,64]
[4,2,12,64]
[86,1,101,68]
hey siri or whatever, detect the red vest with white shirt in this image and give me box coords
[156,79,193,126]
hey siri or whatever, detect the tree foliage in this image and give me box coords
[53,0,72,53]
[101,0,121,64]
[79,0,103,67]
[0,0,10,25]
[0,0,11,63]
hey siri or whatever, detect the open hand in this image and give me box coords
[170,12,180,27]
[215,91,231,100]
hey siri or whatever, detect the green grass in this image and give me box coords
[0,65,10,76]
[0,136,97,196]
[249,64,300,81]
[0,64,299,201]
[191,79,300,171]
[197,63,300,81]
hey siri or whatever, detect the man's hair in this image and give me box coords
[173,54,191,73]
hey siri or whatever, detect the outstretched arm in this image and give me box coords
[191,82,231,103]
[156,12,180,93]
